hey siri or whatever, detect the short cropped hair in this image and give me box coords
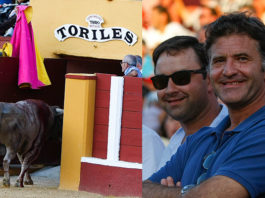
[205,12,265,70]
[152,36,208,73]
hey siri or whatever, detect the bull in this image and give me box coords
[0,99,63,187]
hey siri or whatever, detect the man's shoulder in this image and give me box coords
[235,105,265,134]
[125,66,138,72]
[125,66,142,77]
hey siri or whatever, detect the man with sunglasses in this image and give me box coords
[143,13,265,198]
[151,36,228,171]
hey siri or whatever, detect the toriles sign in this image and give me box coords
[54,14,138,46]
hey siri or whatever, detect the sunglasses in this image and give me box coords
[181,151,216,195]
[197,151,216,184]
[151,69,207,90]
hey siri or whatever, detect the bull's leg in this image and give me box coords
[3,148,16,187]
[15,162,28,187]
[15,146,41,187]
[16,154,33,185]
[24,172,33,185]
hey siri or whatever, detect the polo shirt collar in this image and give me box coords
[211,105,265,136]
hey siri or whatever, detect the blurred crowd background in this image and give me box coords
[142,0,265,144]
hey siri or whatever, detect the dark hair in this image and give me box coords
[205,12,265,68]
[152,36,208,73]
[153,5,171,23]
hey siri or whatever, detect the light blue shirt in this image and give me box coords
[124,66,142,77]
[158,104,228,170]
[142,125,165,181]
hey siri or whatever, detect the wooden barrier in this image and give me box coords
[59,73,96,191]
[79,74,142,197]
[59,73,142,196]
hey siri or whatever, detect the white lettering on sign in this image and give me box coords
[54,14,138,46]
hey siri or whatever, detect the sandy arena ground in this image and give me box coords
[0,166,138,198]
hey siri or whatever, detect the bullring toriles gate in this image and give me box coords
[60,73,142,197]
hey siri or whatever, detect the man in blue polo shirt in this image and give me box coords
[143,12,265,198]
[144,35,228,181]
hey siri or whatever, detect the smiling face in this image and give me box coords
[156,48,210,122]
[209,34,265,109]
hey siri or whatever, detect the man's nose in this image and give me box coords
[165,78,177,93]
[222,58,237,76]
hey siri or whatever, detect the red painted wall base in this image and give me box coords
[79,162,142,197]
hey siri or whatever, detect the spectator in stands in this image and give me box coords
[142,0,159,28]
[0,0,30,36]
[159,0,185,23]
[142,5,195,51]
[218,0,252,13]
[195,5,219,43]
[0,0,15,36]
[142,39,154,79]
[148,35,227,172]
[160,114,181,139]
[253,0,265,23]
[120,55,142,77]
[199,5,219,28]
[0,14,16,36]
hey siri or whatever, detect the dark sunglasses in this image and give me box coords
[151,69,207,90]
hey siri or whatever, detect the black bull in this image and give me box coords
[0,99,63,187]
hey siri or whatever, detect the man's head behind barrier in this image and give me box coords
[122,54,137,67]
[205,12,265,70]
